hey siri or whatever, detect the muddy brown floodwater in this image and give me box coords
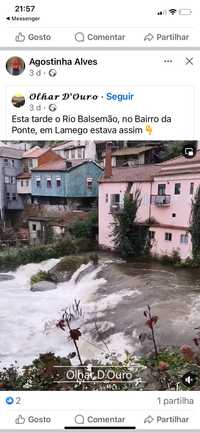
[86,259,200,356]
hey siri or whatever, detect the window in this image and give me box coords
[158,184,166,195]
[6,193,10,200]
[105,194,109,203]
[71,149,76,159]
[56,177,61,187]
[110,194,120,212]
[4,176,10,184]
[65,150,70,159]
[165,232,172,241]
[4,159,8,166]
[36,177,41,188]
[11,176,16,184]
[11,160,15,167]
[32,224,37,231]
[12,194,16,201]
[46,177,52,188]
[111,194,120,205]
[77,148,82,159]
[174,183,181,195]
[180,234,189,244]
[190,182,194,195]
[87,177,93,188]
[26,180,29,187]
[149,231,155,240]
[21,180,24,187]
[172,213,176,218]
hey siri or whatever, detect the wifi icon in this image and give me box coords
[169,8,177,15]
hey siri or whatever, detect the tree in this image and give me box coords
[157,141,198,162]
[190,185,200,261]
[111,191,149,258]
[70,213,98,240]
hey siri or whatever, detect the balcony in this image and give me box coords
[151,195,171,207]
[110,203,123,214]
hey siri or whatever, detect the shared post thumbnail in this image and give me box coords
[0,139,199,391]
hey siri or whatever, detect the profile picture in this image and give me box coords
[6,56,25,76]
[11,93,25,108]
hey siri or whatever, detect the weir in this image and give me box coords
[0,258,199,369]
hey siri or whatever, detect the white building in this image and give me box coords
[53,141,96,161]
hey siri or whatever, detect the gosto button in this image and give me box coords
[28,416,51,423]
[28,34,51,41]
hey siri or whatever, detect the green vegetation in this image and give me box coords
[1,348,199,391]
[69,212,98,240]
[190,185,200,263]
[31,271,53,285]
[0,352,145,391]
[140,349,187,371]
[152,249,181,266]
[51,255,89,274]
[158,141,196,162]
[112,192,149,259]
[0,238,96,272]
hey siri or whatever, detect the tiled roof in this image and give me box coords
[53,141,85,151]
[100,165,161,183]
[16,172,31,179]
[27,211,89,225]
[101,148,200,183]
[23,147,49,158]
[32,159,103,172]
[0,146,23,159]
[33,159,66,171]
[103,145,154,157]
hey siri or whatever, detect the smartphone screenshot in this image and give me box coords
[0,0,200,431]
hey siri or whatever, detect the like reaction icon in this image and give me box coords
[15,32,26,42]
[15,415,26,425]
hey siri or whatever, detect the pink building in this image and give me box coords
[99,151,200,259]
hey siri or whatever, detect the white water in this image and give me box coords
[2,257,196,369]
[0,259,107,367]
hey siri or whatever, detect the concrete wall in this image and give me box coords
[98,181,152,249]
[0,157,24,214]
[150,226,192,259]
[17,178,31,194]
[66,162,102,197]
[98,171,200,259]
[150,172,200,227]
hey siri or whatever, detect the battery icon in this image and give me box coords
[179,8,192,15]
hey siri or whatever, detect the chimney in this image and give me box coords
[104,142,112,178]
[66,160,72,169]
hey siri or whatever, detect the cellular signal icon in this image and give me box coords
[169,8,177,15]
[157,10,167,15]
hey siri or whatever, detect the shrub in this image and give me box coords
[111,192,149,259]
[31,271,52,285]
[70,212,98,240]
[190,185,200,262]
[0,238,96,272]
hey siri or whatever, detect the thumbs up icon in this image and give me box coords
[15,414,26,424]
[15,32,26,42]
